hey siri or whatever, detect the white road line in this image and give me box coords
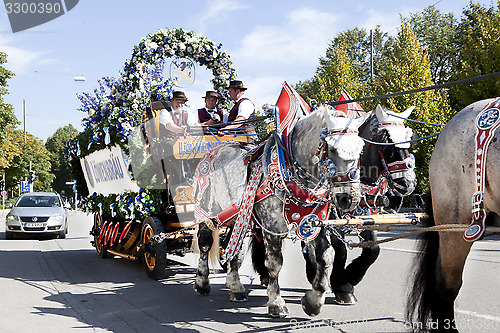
[456,309,500,323]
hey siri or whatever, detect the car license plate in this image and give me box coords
[25,223,44,227]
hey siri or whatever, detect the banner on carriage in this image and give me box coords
[173,134,248,159]
[80,145,140,196]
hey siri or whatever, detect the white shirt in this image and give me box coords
[158,108,198,127]
[235,97,255,120]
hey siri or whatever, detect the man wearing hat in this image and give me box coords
[158,90,195,134]
[218,80,255,136]
[198,91,224,126]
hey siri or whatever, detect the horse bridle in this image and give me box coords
[377,145,416,196]
[314,127,362,211]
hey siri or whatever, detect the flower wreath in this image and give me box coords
[67,28,237,218]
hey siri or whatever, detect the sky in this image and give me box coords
[0,0,494,142]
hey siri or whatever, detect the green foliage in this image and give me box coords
[45,124,79,198]
[449,1,500,111]
[5,130,54,192]
[373,23,453,193]
[408,5,460,84]
[295,26,394,104]
[0,52,20,153]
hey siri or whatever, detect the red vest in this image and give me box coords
[171,110,189,127]
[228,98,249,122]
[198,108,223,123]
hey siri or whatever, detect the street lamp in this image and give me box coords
[73,75,86,82]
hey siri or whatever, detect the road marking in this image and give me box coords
[456,309,500,323]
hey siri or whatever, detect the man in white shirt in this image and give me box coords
[218,80,255,136]
[158,91,194,134]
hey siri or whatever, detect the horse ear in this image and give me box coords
[353,111,371,129]
[400,106,415,119]
[324,106,335,129]
[375,104,387,121]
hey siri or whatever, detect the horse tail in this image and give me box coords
[405,192,440,328]
[250,227,269,283]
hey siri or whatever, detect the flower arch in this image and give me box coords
[69,27,237,159]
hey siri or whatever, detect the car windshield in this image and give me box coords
[16,196,61,208]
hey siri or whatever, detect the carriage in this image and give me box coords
[87,118,250,279]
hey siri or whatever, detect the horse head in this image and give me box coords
[363,104,416,196]
[323,106,369,211]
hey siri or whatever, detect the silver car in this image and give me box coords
[5,192,68,239]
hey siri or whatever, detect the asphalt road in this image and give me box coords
[0,210,499,332]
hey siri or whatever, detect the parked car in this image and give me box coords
[5,192,68,239]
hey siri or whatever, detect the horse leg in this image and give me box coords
[250,228,269,286]
[301,229,334,316]
[226,250,248,302]
[329,233,356,305]
[301,241,318,284]
[194,222,213,295]
[262,232,288,318]
[345,230,380,286]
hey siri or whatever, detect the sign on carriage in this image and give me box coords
[173,135,248,159]
[79,145,139,196]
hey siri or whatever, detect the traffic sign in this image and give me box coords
[21,181,30,193]
[1,190,6,197]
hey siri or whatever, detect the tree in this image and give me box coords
[408,5,460,85]
[46,124,79,198]
[313,44,360,103]
[373,22,453,193]
[295,26,394,103]
[448,1,500,111]
[6,130,54,192]
[0,52,20,155]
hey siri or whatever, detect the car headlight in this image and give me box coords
[6,215,18,222]
[50,214,64,223]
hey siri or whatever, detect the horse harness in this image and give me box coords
[465,97,500,242]
[194,126,363,263]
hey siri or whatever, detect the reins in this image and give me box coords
[341,224,500,248]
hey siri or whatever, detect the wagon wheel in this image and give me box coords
[93,213,108,258]
[140,217,168,280]
[218,223,234,273]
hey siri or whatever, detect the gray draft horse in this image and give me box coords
[193,106,368,317]
[406,97,500,332]
[298,105,416,304]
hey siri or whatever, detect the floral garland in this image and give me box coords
[68,28,237,218]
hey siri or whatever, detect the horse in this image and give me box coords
[295,104,417,305]
[193,105,369,317]
[406,97,500,332]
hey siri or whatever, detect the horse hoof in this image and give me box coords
[301,291,323,316]
[229,292,248,302]
[194,283,211,296]
[334,291,357,305]
[268,305,289,318]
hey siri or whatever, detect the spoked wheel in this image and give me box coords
[140,217,168,280]
[93,213,108,258]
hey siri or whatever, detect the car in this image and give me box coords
[5,192,68,239]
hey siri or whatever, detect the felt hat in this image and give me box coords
[227,80,247,91]
[170,91,188,101]
[203,91,219,99]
